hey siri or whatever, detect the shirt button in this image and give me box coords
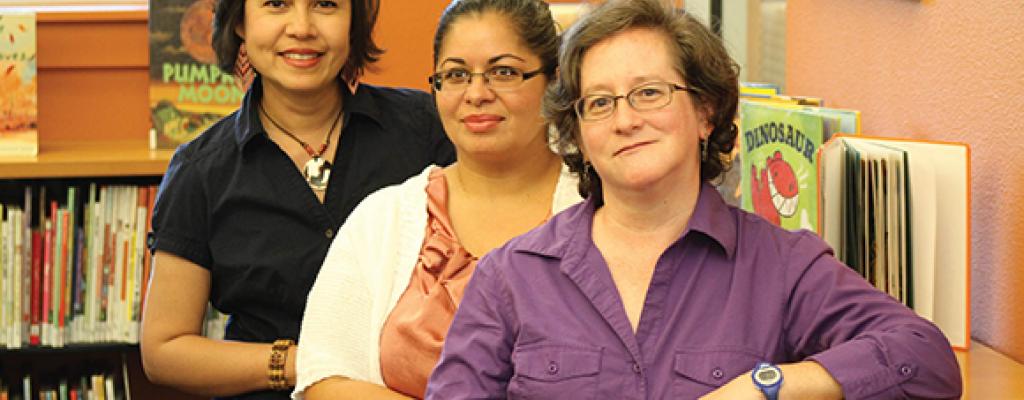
[547,362,559,375]
[899,365,913,376]
[632,363,642,374]
[325,228,334,238]
[711,367,725,379]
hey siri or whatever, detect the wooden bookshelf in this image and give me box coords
[957,341,1024,399]
[0,141,172,179]
[1,345,200,399]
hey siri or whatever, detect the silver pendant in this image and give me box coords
[303,157,331,191]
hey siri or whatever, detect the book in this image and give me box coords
[724,100,860,208]
[0,12,38,157]
[740,81,780,98]
[148,0,243,149]
[817,134,970,349]
[739,101,825,230]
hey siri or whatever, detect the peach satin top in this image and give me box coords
[379,168,478,398]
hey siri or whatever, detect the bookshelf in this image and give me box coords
[957,342,1024,399]
[1,345,198,399]
[1,3,1021,400]
[0,141,172,179]
[0,5,199,400]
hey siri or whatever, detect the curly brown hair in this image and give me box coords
[543,0,739,204]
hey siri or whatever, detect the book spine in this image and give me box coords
[42,217,52,347]
[59,208,69,347]
[22,185,33,347]
[2,204,8,349]
[14,209,25,348]
[29,230,41,346]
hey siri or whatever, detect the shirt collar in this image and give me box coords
[686,181,738,260]
[516,181,738,261]
[231,76,385,148]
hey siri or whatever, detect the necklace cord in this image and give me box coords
[259,101,343,158]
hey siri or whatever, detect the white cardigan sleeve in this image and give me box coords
[292,167,433,399]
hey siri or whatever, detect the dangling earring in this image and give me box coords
[700,138,709,162]
[341,66,361,94]
[234,43,255,91]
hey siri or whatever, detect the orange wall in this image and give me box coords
[361,1,448,90]
[787,0,1024,362]
[363,0,584,90]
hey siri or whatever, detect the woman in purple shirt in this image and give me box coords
[426,0,962,399]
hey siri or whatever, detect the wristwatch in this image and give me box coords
[751,362,783,400]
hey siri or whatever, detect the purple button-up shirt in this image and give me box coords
[426,183,961,399]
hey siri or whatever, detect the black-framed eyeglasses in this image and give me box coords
[574,82,694,121]
[428,65,546,92]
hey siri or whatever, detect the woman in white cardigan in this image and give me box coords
[292,1,579,399]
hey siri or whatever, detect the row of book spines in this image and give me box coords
[0,184,157,349]
[0,372,122,400]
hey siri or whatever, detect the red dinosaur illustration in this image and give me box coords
[751,150,800,226]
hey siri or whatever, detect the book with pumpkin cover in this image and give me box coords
[149,0,244,149]
[0,12,38,157]
[739,101,825,231]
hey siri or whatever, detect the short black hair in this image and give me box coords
[212,0,383,82]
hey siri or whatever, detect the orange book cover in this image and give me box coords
[0,12,38,156]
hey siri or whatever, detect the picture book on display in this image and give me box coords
[0,12,38,157]
[149,0,243,150]
[739,101,825,231]
[817,134,970,349]
[738,100,862,231]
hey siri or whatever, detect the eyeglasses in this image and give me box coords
[574,82,694,121]
[428,66,545,92]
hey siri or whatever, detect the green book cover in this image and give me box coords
[149,0,242,149]
[740,101,824,231]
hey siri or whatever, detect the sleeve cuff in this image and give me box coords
[808,339,915,400]
[150,232,212,269]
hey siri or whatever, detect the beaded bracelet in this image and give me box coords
[268,339,294,391]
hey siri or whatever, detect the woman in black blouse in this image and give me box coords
[139,0,454,399]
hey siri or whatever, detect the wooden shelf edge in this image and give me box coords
[0,140,172,179]
[39,64,149,71]
[955,340,1024,399]
[0,5,148,22]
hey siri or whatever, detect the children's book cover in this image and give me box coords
[740,101,824,231]
[0,12,38,157]
[149,0,243,149]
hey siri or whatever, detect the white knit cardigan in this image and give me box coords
[293,165,581,399]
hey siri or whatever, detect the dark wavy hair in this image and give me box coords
[543,0,740,204]
[431,0,559,79]
[212,0,383,83]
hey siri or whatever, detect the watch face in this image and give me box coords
[756,367,781,385]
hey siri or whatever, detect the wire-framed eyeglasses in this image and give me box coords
[574,82,694,122]
[428,65,546,92]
